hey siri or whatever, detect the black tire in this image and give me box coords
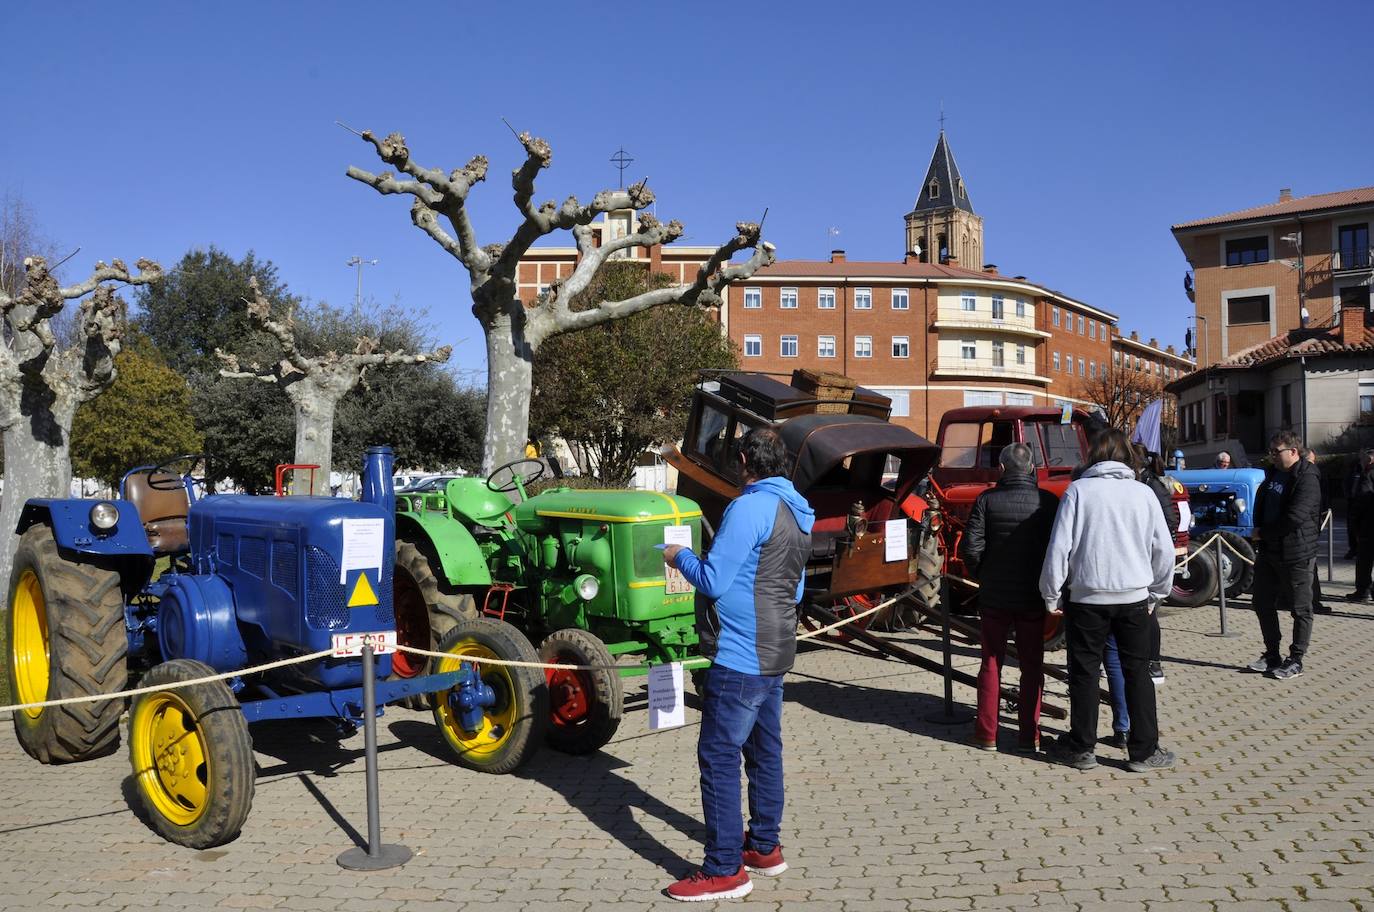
[1216,531,1256,598]
[538,628,623,755]
[431,617,547,774]
[389,537,477,710]
[912,529,943,616]
[8,524,128,764]
[127,659,254,849]
[1161,540,1218,613]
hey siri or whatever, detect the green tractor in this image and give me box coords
[390,458,704,755]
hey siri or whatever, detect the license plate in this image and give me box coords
[332,630,397,657]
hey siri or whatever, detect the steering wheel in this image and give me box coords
[148,453,213,493]
[486,458,546,494]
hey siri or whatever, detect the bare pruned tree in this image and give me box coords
[346,126,776,471]
[1074,359,1168,431]
[0,254,163,589]
[217,278,452,494]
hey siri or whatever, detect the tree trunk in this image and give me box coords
[0,395,77,594]
[482,311,534,475]
[289,384,338,496]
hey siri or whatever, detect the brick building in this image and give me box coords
[1173,185,1374,367]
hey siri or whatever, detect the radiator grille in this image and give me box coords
[305,547,349,629]
[376,562,394,625]
[272,541,299,598]
[239,537,267,578]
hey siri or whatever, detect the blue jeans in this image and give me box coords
[1104,634,1130,733]
[698,665,785,876]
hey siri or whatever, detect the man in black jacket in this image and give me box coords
[1247,431,1323,680]
[961,442,1059,752]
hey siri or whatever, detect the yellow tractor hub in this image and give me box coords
[131,692,211,827]
[12,569,50,719]
[435,643,516,759]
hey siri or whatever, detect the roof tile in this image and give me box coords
[1173,186,1374,230]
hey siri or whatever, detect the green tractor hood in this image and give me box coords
[513,488,701,532]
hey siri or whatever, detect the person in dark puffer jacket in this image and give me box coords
[1247,430,1323,680]
[960,442,1059,753]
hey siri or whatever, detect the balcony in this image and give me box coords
[931,356,1050,385]
[1332,247,1374,273]
[931,313,1049,339]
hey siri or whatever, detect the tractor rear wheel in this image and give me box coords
[389,537,477,709]
[431,617,547,774]
[8,524,128,764]
[1161,540,1219,613]
[912,529,943,615]
[128,659,254,848]
[539,628,622,755]
[1216,531,1256,599]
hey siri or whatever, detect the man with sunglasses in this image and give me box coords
[1247,431,1322,680]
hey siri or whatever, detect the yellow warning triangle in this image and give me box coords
[348,572,379,608]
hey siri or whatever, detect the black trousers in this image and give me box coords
[1252,556,1315,661]
[1064,600,1159,762]
[1149,611,1162,663]
[1356,537,1373,595]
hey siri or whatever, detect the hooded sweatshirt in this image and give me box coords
[1038,461,1175,612]
[674,476,815,676]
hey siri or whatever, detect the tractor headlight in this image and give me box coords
[89,501,119,532]
[926,511,943,532]
[574,573,600,601]
[1235,498,1247,514]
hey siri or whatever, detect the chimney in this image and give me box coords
[1340,300,1367,346]
[1166,344,1176,355]
[1279,188,1293,202]
[1130,330,1139,342]
[1013,275,1026,280]
[983,263,998,274]
[904,250,918,264]
[1149,337,1159,349]
[945,254,960,267]
[830,249,845,263]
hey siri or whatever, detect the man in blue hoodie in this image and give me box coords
[661,427,814,903]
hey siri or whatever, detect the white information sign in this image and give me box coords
[884,518,907,563]
[647,662,686,730]
[331,630,397,657]
[1176,501,1192,534]
[663,524,694,595]
[340,517,386,583]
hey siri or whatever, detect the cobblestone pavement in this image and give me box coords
[1,558,1371,911]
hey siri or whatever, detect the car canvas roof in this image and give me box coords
[779,414,939,492]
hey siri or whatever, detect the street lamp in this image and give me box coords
[1190,313,1209,366]
[346,256,379,310]
[1280,230,1306,325]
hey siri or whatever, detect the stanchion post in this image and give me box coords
[337,644,412,871]
[1327,510,1334,583]
[924,576,974,725]
[1207,535,1238,638]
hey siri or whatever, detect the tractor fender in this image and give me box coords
[396,512,492,588]
[18,499,155,560]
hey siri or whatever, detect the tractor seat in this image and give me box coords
[124,471,190,554]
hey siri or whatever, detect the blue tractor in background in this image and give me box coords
[1171,466,1264,598]
[6,447,547,849]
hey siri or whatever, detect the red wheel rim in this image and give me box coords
[391,572,429,678]
[546,652,593,727]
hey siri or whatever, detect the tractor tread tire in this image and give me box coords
[1161,541,1219,614]
[129,659,254,849]
[912,531,943,617]
[539,628,622,756]
[390,538,478,710]
[1217,531,1256,599]
[9,524,129,764]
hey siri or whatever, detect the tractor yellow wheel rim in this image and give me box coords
[131,692,211,827]
[12,570,51,720]
[435,643,518,759]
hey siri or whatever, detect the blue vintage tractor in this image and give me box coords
[1172,467,1263,598]
[6,446,547,849]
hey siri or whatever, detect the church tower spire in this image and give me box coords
[905,129,983,267]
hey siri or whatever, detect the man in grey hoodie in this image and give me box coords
[1039,429,1177,772]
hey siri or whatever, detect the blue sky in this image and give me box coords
[7,1,1372,378]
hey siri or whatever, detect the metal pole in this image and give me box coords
[337,644,412,871]
[1208,535,1238,638]
[1327,510,1335,583]
[925,576,974,724]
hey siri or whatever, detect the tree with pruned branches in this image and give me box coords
[1074,357,1170,433]
[216,278,451,494]
[0,253,163,590]
[345,125,776,472]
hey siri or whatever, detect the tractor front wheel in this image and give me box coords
[539,628,623,755]
[128,659,254,848]
[390,538,477,709]
[8,524,128,764]
[1216,531,1256,598]
[432,617,547,774]
[1161,540,1219,613]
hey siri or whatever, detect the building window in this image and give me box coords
[992,340,1005,367]
[892,336,910,358]
[1088,321,1096,340]
[964,391,1003,407]
[871,388,911,417]
[1339,224,1371,269]
[818,335,836,358]
[1360,379,1374,422]
[744,288,762,309]
[991,295,1005,320]
[961,291,976,312]
[1089,360,1096,380]
[780,288,798,309]
[892,288,910,310]
[1078,357,1085,376]
[780,335,798,358]
[854,335,873,358]
[743,334,761,357]
[818,288,836,309]
[1052,306,1060,327]
[1015,298,1026,318]
[854,288,872,310]
[1016,344,1026,365]
[1006,392,1034,406]
[1078,314,1085,335]
[1113,350,1121,365]
[1225,235,1270,267]
[928,179,940,200]
[1053,351,1061,372]
[1227,294,1271,325]
[961,339,976,360]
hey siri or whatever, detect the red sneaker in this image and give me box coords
[743,843,788,876]
[666,867,753,902]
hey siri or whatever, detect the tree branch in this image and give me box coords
[73,286,126,402]
[241,277,313,376]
